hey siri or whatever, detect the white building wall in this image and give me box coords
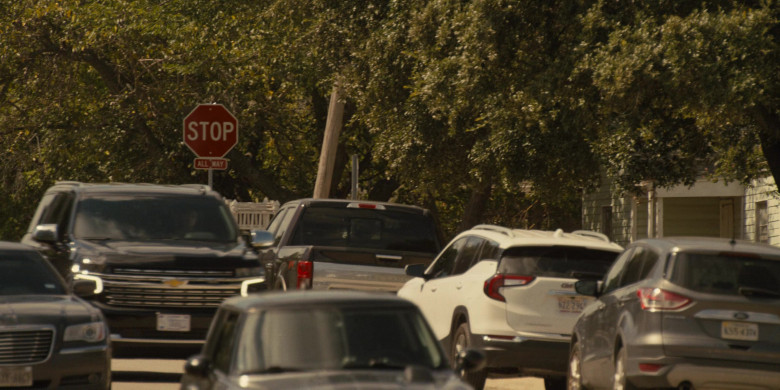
[744,176,780,245]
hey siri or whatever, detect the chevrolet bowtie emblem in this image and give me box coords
[163,279,188,287]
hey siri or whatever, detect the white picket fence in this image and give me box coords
[226,198,280,231]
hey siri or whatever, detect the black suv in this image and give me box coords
[21,181,265,357]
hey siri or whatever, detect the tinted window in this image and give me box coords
[428,238,466,278]
[498,246,619,279]
[602,248,634,294]
[671,253,780,296]
[236,306,445,373]
[619,247,659,287]
[290,206,439,253]
[478,240,500,261]
[268,207,295,245]
[0,251,67,295]
[72,194,237,242]
[452,237,483,275]
[211,311,241,373]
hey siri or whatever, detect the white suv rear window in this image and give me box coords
[497,246,619,279]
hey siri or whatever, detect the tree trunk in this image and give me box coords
[457,180,493,233]
[754,108,780,191]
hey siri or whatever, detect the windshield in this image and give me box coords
[498,245,619,279]
[73,194,238,242]
[0,252,67,295]
[289,206,439,253]
[234,306,446,374]
[671,253,780,297]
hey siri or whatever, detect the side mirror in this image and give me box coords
[72,279,98,297]
[404,263,427,278]
[574,279,600,297]
[32,224,59,244]
[184,354,211,378]
[249,230,275,250]
[455,348,486,373]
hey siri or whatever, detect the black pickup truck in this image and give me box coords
[21,181,266,357]
[256,198,443,292]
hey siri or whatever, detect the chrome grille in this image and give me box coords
[97,269,242,309]
[0,328,54,364]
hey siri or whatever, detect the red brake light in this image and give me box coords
[638,363,664,372]
[297,261,313,289]
[484,274,534,302]
[637,288,691,311]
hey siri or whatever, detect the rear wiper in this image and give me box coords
[738,286,780,298]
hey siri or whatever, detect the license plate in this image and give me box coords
[157,313,191,332]
[721,321,758,341]
[557,296,588,313]
[0,366,32,387]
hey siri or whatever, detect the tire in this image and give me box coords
[544,376,567,390]
[451,322,488,390]
[567,341,587,390]
[613,346,637,390]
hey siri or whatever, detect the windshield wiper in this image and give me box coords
[341,358,408,370]
[244,366,304,374]
[738,286,780,298]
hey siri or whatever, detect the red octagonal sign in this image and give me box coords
[183,104,238,158]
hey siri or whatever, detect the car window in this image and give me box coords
[452,237,483,275]
[478,239,500,262]
[619,247,659,287]
[602,248,634,294]
[38,192,74,240]
[0,251,67,295]
[26,192,56,234]
[72,194,238,242]
[670,252,780,296]
[497,245,618,280]
[237,306,445,374]
[289,206,439,253]
[268,207,295,245]
[211,310,241,373]
[428,237,467,278]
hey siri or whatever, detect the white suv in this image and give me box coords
[398,225,623,390]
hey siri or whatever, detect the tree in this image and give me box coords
[580,0,779,194]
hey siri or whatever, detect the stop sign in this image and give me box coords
[183,104,238,158]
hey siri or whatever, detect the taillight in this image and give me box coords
[637,288,691,311]
[297,261,313,289]
[483,274,534,302]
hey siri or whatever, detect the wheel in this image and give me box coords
[567,341,587,390]
[451,322,487,390]
[613,346,637,390]
[544,376,566,390]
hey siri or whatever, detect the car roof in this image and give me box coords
[282,198,430,214]
[0,241,38,252]
[634,236,780,257]
[461,224,624,252]
[48,181,217,197]
[221,290,419,312]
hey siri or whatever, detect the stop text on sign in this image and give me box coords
[185,121,235,142]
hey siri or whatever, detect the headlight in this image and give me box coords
[235,267,262,277]
[241,278,266,296]
[64,322,106,343]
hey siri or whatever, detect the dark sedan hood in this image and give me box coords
[0,295,99,326]
[235,369,469,390]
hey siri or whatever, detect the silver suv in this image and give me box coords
[398,225,623,390]
[569,237,780,390]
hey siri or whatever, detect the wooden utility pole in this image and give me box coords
[313,82,345,199]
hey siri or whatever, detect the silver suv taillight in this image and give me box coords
[637,288,692,311]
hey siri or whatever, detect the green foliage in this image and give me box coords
[1,0,778,241]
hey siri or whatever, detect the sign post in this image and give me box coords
[183,104,238,188]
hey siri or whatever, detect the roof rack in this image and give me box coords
[472,224,515,237]
[571,230,611,243]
